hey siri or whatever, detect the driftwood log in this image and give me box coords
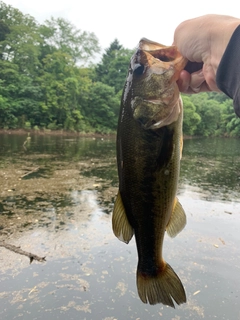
[0,241,46,263]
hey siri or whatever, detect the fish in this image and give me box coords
[112,38,187,308]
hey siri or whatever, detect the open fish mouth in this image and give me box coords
[130,41,187,131]
[137,38,188,80]
[139,38,180,61]
[146,49,178,62]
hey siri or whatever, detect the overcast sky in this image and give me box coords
[3,0,240,51]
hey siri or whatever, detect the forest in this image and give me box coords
[0,1,240,136]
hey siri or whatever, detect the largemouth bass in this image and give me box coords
[112,38,187,308]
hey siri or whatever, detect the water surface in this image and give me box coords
[0,134,240,320]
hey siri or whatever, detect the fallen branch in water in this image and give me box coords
[20,167,40,179]
[0,241,46,263]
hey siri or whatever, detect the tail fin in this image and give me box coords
[137,263,186,308]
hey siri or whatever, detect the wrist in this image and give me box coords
[212,18,240,73]
[216,24,240,116]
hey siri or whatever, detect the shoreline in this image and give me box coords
[0,128,116,138]
[1,129,233,140]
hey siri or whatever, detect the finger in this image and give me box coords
[183,81,212,94]
[189,70,205,91]
[190,69,220,93]
[189,81,212,93]
[177,69,213,94]
[177,70,191,92]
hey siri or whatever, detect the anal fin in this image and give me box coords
[166,197,186,238]
[112,190,134,243]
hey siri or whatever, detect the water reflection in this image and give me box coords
[0,134,240,319]
[1,134,239,203]
[71,190,104,221]
[180,138,240,202]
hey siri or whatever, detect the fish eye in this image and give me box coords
[133,63,145,76]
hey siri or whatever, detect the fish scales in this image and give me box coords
[112,38,187,308]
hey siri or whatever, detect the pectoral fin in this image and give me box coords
[166,198,186,238]
[112,190,134,243]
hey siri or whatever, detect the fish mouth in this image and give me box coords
[135,39,188,84]
[130,39,187,130]
[146,49,177,63]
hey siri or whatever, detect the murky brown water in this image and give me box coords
[0,133,240,320]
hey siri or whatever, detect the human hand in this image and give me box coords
[173,14,240,94]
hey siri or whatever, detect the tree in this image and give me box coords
[0,2,44,129]
[0,20,10,42]
[0,1,42,75]
[40,17,100,65]
[220,99,240,137]
[39,51,96,131]
[84,82,119,133]
[189,93,223,136]
[95,39,133,93]
[0,2,103,131]
[182,95,201,135]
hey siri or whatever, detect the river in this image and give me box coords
[0,133,240,320]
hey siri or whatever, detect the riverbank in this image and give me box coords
[0,129,202,140]
[0,128,116,138]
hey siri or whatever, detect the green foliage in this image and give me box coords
[24,121,31,129]
[85,82,119,133]
[0,2,41,75]
[33,125,39,131]
[0,1,239,136]
[182,95,201,135]
[189,92,231,137]
[40,17,100,65]
[95,39,133,93]
[0,1,108,133]
[220,99,240,137]
[0,20,10,42]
